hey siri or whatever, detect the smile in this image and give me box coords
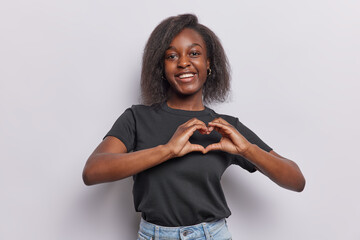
[175,72,197,83]
[179,73,195,79]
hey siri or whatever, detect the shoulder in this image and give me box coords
[218,113,238,123]
[207,107,239,126]
[128,102,162,112]
[125,103,163,120]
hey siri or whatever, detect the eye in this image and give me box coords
[165,53,178,60]
[190,51,201,57]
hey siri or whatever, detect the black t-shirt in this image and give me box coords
[104,101,272,227]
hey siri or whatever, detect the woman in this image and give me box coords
[83,14,305,240]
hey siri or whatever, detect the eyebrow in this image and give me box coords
[166,43,203,51]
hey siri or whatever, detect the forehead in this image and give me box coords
[169,28,206,49]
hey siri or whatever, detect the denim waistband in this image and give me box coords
[138,218,227,240]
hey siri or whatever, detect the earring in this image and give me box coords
[207,68,212,76]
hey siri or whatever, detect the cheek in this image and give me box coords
[196,57,208,69]
[163,68,170,79]
[164,62,175,76]
[196,60,208,75]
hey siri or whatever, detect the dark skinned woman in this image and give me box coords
[83,14,305,240]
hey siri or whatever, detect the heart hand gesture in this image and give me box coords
[165,117,251,157]
[165,118,211,157]
[204,118,252,156]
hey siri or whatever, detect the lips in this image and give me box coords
[179,73,194,79]
[175,72,196,83]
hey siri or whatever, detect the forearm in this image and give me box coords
[83,145,173,185]
[242,144,305,192]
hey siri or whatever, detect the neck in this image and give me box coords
[166,94,205,111]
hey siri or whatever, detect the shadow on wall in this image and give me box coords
[62,178,140,239]
[61,168,276,239]
[221,168,276,227]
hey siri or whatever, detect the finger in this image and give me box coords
[207,121,225,133]
[204,143,222,153]
[209,117,231,125]
[185,124,209,138]
[183,118,207,127]
[207,122,234,135]
[189,144,206,153]
[208,121,229,128]
[198,128,211,135]
[198,125,213,134]
[208,121,232,129]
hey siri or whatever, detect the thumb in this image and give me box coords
[189,144,206,153]
[204,143,222,154]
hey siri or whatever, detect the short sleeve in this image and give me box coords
[103,108,136,152]
[231,118,273,172]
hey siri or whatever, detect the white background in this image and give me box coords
[1,1,359,239]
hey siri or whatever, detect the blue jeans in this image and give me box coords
[137,218,232,240]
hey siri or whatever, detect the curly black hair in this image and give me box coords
[140,14,230,105]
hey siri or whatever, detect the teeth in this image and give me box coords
[179,73,194,79]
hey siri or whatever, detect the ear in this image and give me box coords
[206,58,210,69]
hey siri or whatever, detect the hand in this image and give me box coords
[204,118,252,156]
[165,118,211,157]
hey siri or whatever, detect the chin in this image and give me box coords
[177,87,202,96]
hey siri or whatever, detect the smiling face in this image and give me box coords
[164,28,210,99]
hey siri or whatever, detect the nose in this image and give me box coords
[177,55,190,68]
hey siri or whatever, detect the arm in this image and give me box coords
[243,147,305,192]
[82,136,173,185]
[205,118,305,192]
[82,118,210,185]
